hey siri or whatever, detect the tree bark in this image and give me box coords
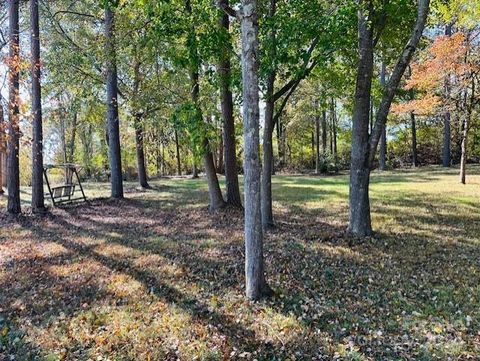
[379,62,387,171]
[349,0,429,236]
[30,0,45,212]
[408,86,419,167]
[217,132,224,174]
[105,5,124,199]
[80,123,93,177]
[0,104,4,194]
[68,112,77,163]
[459,117,468,184]
[240,0,272,300]
[192,161,199,178]
[315,111,320,173]
[260,0,277,230]
[411,112,419,167]
[7,0,21,214]
[64,112,77,184]
[321,109,327,154]
[218,0,242,207]
[331,98,338,167]
[442,113,451,167]
[277,117,287,168]
[460,79,475,184]
[348,0,375,236]
[174,129,182,176]
[442,24,452,168]
[262,94,275,228]
[186,0,224,211]
[132,60,150,189]
[134,115,150,188]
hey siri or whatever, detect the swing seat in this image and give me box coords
[51,184,75,200]
[43,164,87,206]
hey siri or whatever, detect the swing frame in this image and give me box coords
[43,163,87,206]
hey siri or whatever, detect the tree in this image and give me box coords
[218,0,242,208]
[394,31,479,182]
[132,59,150,189]
[259,0,344,229]
[443,24,452,167]
[185,0,225,212]
[31,0,46,213]
[348,0,430,236]
[6,0,21,214]
[315,101,321,173]
[240,0,273,300]
[105,2,124,199]
[379,62,387,171]
[0,103,4,195]
[220,0,273,300]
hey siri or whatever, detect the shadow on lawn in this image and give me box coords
[2,181,480,359]
[13,217,267,356]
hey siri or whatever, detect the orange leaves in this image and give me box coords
[407,32,469,92]
[392,94,441,116]
[394,31,476,116]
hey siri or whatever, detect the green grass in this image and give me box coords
[1,166,479,360]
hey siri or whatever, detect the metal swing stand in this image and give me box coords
[43,163,87,206]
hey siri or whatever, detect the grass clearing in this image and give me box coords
[1,166,479,360]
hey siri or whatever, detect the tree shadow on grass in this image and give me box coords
[3,179,480,359]
[13,215,270,359]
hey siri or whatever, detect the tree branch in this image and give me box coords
[216,0,238,19]
[368,0,430,166]
[272,37,319,102]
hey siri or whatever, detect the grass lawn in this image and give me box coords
[1,166,479,360]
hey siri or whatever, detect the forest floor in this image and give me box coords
[1,166,480,360]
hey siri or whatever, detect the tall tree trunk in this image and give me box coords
[0,104,4,194]
[203,138,225,211]
[331,98,338,167]
[442,113,451,167]
[65,112,77,184]
[105,5,123,199]
[134,115,150,188]
[262,94,275,228]
[218,0,242,207]
[261,0,277,230]
[329,102,334,155]
[80,123,93,177]
[174,129,182,176]
[442,24,452,168]
[192,161,199,178]
[411,112,419,167]
[349,0,429,236]
[460,82,475,184]
[68,112,77,163]
[459,118,468,184]
[315,111,321,173]
[217,132,224,174]
[408,85,419,167]
[274,117,285,170]
[240,0,272,299]
[132,60,150,189]
[186,0,224,211]
[161,138,166,175]
[30,0,45,212]
[379,62,387,171]
[311,131,314,168]
[7,0,21,214]
[321,109,327,154]
[348,0,374,235]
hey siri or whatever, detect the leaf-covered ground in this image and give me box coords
[1,166,479,360]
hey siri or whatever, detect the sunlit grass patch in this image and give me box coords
[1,166,480,359]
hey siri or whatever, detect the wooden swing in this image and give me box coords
[43,163,87,206]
